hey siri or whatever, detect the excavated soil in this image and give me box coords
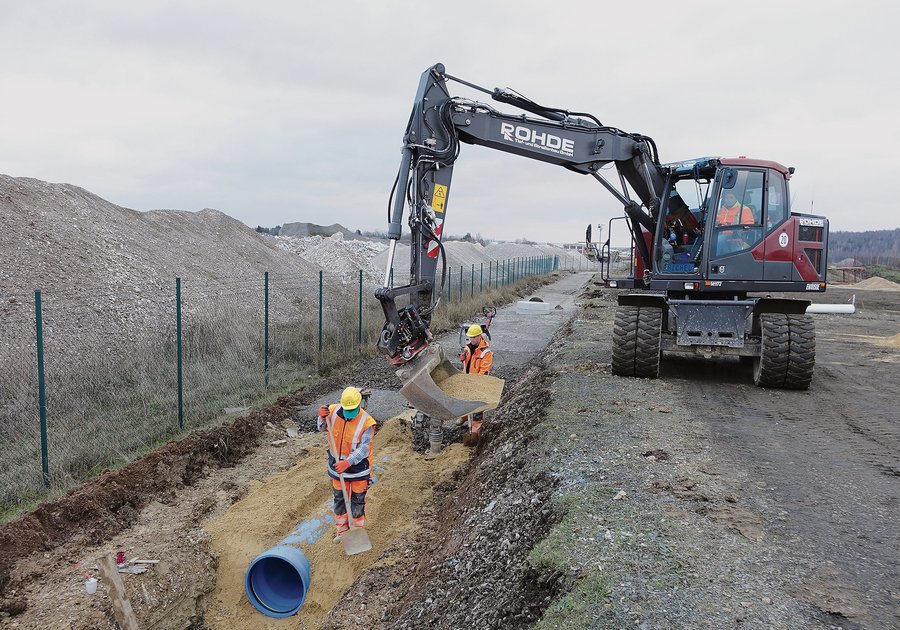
[2,277,898,629]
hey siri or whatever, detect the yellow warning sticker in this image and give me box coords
[432,184,447,214]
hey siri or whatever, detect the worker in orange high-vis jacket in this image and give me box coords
[318,386,377,539]
[715,190,756,254]
[458,324,493,435]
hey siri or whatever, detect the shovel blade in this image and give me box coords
[341,527,372,556]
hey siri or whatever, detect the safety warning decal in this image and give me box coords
[426,222,443,259]
[432,184,447,214]
[778,233,789,248]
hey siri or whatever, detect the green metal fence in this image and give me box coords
[0,255,567,507]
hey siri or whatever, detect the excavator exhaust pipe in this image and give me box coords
[395,343,503,422]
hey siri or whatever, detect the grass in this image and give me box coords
[866,264,900,284]
[0,267,561,523]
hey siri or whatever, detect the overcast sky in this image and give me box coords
[1,1,898,245]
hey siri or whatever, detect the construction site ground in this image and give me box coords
[1,273,897,629]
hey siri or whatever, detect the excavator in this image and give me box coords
[376,63,828,419]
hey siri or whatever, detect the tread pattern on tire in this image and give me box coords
[612,306,661,378]
[785,314,815,389]
[754,313,815,389]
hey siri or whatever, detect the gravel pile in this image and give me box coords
[0,175,331,358]
[270,232,385,284]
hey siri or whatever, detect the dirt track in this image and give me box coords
[1,275,897,629]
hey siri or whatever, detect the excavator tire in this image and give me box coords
[611,306,662,378]
[753,313,815,389]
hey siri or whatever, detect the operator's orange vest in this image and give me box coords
[326,405,376,481]
[717,203,754,226]
[460,337,493,375]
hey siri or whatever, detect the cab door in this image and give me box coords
[707,168,765,282]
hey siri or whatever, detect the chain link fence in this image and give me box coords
[0,256,565,510]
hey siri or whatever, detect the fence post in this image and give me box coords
[358,269,363,348]
[448,267,452,303]
[471,264,474,297]
[176,278,183,430]
[318,271,324,362]
[34,289,49,488]
[264,272,269,389]
[459,265,463,301]
[480,262,483,292]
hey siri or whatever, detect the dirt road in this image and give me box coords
[661,285,900,627]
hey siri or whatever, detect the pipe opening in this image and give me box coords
[245,546,311,618]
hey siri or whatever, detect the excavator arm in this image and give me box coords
[376,62,665,367]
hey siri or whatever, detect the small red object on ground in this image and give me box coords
[115,551,125,567]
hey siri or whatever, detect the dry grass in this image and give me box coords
[0,262,557,520]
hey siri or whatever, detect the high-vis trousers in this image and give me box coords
[332,478,368,532]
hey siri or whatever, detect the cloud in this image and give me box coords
[1,0,898,242]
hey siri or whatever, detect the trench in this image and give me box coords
[202,411,473,629]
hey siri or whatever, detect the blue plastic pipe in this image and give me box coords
[244,545,312,618]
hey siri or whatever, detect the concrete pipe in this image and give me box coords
[245,545,311,618]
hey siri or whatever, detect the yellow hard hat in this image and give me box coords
[466,324,483,337]
[340,386,362,412]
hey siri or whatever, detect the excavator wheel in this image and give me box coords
[753,313,815,389]
[611,306,662,379]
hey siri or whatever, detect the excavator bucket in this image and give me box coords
[396,343,504,421]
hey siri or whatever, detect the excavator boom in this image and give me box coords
[378,63,828,399]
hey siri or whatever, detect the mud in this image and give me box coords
[0,397,293,593]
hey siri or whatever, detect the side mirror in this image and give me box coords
[721,168,738,189]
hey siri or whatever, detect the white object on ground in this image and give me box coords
[85,578,98,594]
[515,300,553,315]
[806,294,856,314]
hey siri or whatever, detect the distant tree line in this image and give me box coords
[828,228,900,267]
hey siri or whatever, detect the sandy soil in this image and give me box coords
[204,415,470,630]
[2,275,898,629]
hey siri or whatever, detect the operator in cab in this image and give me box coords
[716,190,756,254]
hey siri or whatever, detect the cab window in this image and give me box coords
[713,170,763,257]
[765,174,787,233]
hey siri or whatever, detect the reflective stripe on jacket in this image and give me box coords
[326,405,376,481]
[459,337,492,375]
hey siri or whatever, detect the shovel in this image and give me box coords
[336,472,372,556]
[326,416,372,556]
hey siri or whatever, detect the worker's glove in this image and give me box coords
[318,405,329,419]
[334,460,351,474]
